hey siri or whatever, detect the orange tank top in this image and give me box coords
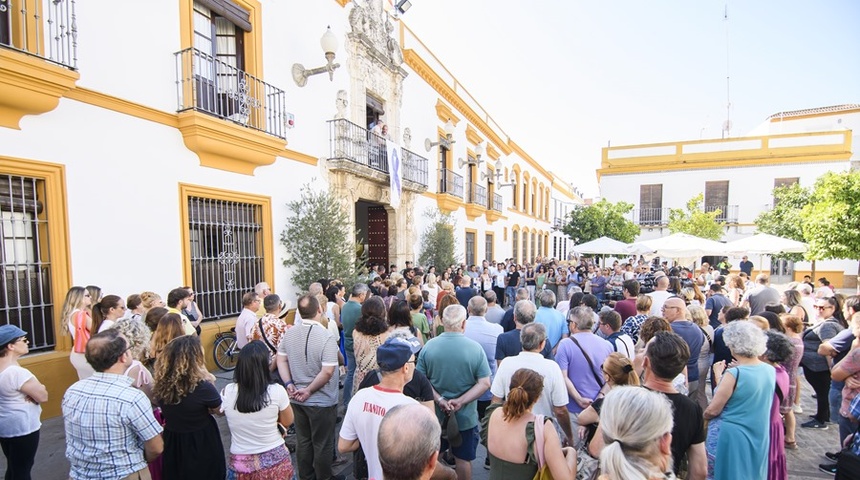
[72,310,91,353]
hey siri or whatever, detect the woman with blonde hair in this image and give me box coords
[153,335,225,479]
[140,291,165,317]
[423,273,440,305]
[688,305,713,410]
[578,353,640,463]
[149,313,185,366]
[485,368,577,479]
[61,286,94,379]
[111,316,155,401]
[598,387,674,480]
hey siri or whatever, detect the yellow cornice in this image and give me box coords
[485,209,504,224]
[435,193,464,214]
[464,203,487,221]
[508,140,552,182]
[405,49,511,156]
[177,111,286,175]
[334,0,349,6]
[0,49,79,129]
[66,87,178,127]
[435,99,460,126]
[465,124,483,145]
[486,144,501,160]
[598,130,852,179]
[769,107,860,123]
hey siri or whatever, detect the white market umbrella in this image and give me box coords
[724,233,808,256]
[572,236,632,255]
[628,233,727,259]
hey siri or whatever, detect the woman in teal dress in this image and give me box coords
[704,321,775,480]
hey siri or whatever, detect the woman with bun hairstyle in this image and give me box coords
[485,368,577,479]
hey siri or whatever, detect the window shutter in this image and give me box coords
[195,0,251,32]
[704,181,729,209]
[639,184,662,209]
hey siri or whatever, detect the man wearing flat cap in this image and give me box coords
[338,335,422,480]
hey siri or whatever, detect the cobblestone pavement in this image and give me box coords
[2,369,846,479]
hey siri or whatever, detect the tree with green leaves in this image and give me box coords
[419,209,458,269]
[802,170,860,284]
[754,183,811,262]
[561,199,639,244]
[281,182,365,293]
[668,193,725,240]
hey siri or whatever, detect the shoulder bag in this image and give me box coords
[258,318,278,353]
[568,336,605,390]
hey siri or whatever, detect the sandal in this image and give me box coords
[785,441,798,450]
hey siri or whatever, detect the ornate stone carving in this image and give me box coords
[402,127,412,150]
[334,89,348,119]
[347,0,406,73]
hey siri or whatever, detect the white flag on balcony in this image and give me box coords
[387,140,403,209]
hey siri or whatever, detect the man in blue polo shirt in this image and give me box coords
[535,289,565,351]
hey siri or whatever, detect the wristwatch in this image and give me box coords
[437,396,446,404]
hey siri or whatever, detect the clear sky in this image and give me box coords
[401,0,860,198]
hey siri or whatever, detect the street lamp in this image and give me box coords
[424,119,456,152]
[292,26,341,87]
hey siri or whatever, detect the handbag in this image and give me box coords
[532,414,554,480]
[575,443,600,480]
[836,423,860,480]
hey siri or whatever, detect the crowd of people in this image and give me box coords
[1,256,859,480]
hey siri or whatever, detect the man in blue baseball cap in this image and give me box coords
[338,335,422,480]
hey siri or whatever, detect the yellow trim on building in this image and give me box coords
[486,144,501,160]
[508,140,553,184]
[404,49,511,156]
[334,0,350,6]
[66,87,178,127]
[464,228,478,264]
[435,99,461,126]
[769,107,860,123]
[598,130,852,179]
[0,48,79,129]
[466,124,483,145]
[177,183,275,296]
[0,156,74,417]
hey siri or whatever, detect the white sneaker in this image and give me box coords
[792,404,803,414]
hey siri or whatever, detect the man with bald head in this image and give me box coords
[647,274,672,316]
[662,296,705,397]
[741,273,781,316]
[378,404,441,480]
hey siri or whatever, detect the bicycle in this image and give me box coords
[212,328,239,371]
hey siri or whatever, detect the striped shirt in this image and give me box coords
[63,372,162,480]
[277,319,340,407]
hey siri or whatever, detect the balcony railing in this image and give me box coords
[634,207,670,226]
[705,204,739,223]
[0,0,77,69]
[469,183,487,206]
[175,48,288,140]
[491,192,503,212]
[439,168,463,198]
[327,118,429,187]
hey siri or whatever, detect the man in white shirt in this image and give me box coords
[339,336,422,480]
[491,322,572,443]
[235,292,260,348]
[647,274,672,316]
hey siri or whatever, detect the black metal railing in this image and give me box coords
[469,183,487,206]
[327,119,429,187]
[634,207,670,226]
[492,192,503,212]
[439,168,464,198]
[0,0,77,69]
[705,204,739,223]
[175,48,288,140]
[402,148,429,187]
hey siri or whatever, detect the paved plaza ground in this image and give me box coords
[0,365,846,480]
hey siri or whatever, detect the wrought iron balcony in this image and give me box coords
[0,0,77,69]
[175,48,288,140]
[469,183,487,206]
[439,168,464,198]
[705,204,739,223]
[634,207,670,226]
[491,192,503,212]
[327,118,429,188]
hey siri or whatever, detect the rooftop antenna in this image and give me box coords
[722,2,732,139]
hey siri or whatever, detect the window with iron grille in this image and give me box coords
[0,175,54,352]
[485,233,494,263]
[531,233,536,262]
[512,230,519,263]
[187,196,264,320]
[465,231,475,267]
[521,232,528,264]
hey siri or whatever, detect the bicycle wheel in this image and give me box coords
[213,334,238,371]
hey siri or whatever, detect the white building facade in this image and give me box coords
[598,105,859,287]
[0,0,579,415]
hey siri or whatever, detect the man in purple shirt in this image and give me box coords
[555,306,612,444]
